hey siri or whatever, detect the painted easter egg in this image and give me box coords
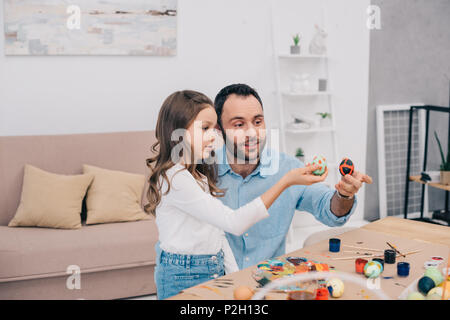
[426,287,443,300]
[233,286,254,300]
[339,158,354,176]
[418,276,435,295]
[326,278,344,298]
[312,155,327,176]
[407,291,425,300]
[424,267,444,286]
[364,261,383,278]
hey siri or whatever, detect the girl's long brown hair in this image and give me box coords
[144,90,225,215]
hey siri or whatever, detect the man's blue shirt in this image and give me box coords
[216,146,357,269]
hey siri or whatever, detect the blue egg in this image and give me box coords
[418,276,435,295]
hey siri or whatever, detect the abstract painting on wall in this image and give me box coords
[3,0,177,56]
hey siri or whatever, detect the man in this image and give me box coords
[213,83,372,270]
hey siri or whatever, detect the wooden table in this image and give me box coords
[169,217,449,300]
[362,217,450,247]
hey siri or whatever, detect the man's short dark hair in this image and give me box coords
[214,84,263,130]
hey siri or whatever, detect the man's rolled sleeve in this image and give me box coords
[321,190,357,227]
[296,183,357,227]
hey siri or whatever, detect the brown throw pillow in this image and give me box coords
[83,165,149,224]
[8,165,94,229]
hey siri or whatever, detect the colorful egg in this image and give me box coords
[233,286,254,300]
[364,261,383,278]
[339,158,354,176]
[326,278,344,298]
[312,155,327,176]
[407,291,425,300]
[418,276,435,295]
[426,287,443,300]
[424,267,444,286]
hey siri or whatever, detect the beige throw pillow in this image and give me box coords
[8,165,94,229]
[83,164,149,224]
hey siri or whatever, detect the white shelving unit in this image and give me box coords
[268,3,343,248]
[271,52,339,186]
[269,2,339,179]
[278,53,327,59]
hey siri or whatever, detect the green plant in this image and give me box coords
[292,34,300,46]
[434,131,450,171]
[316,112,331,119]
[295,148,304,157]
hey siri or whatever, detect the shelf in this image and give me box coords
[285,126,335,134]
[278,54,327,59]
[409,175,450,192]
[281,91,331,97]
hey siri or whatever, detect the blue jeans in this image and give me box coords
[154,242,225,300]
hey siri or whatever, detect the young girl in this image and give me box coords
[145,90,327,300]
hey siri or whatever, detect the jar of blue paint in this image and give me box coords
[329,238,341,252]
[397,262,410,277]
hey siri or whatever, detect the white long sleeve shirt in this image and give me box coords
[155,163,269,274]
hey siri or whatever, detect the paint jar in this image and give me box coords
[384,249,396,264]
[329,238,341,252]
[315,288,329,300]
[355,258,368,274]
[397,262,410,277]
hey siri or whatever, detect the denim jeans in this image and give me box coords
[154,242,225,300]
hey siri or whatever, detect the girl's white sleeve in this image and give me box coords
[166,169,269,236]
[222,235,240,274]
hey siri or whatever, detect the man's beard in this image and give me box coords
[224,134,266,164]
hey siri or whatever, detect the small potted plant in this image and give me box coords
[434,131,450,185]
[316,112,332,127]
[291,34,301,54]
[295,147,305,163]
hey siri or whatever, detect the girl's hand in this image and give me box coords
[261,164,328,210]
[285,164,328,186]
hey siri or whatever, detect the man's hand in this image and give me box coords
[331,171,373,217]
[335,171,373,198]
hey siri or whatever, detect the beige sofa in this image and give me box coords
[0,130,158,299]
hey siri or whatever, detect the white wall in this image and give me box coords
[0,0,276,136]
[0,0,370,220]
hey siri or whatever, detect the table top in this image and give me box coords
[169,217,449,300]
[362,217,450,247]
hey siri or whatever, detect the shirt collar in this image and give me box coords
[217,145,272,178]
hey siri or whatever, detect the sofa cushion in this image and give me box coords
[0,219,158,282]
[8,165,94,229]
[83,164,149,225]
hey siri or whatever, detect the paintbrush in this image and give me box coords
[342,244,383,252]
[331,249,422,261]
[386,241,406,258]
[442,255,449,300]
